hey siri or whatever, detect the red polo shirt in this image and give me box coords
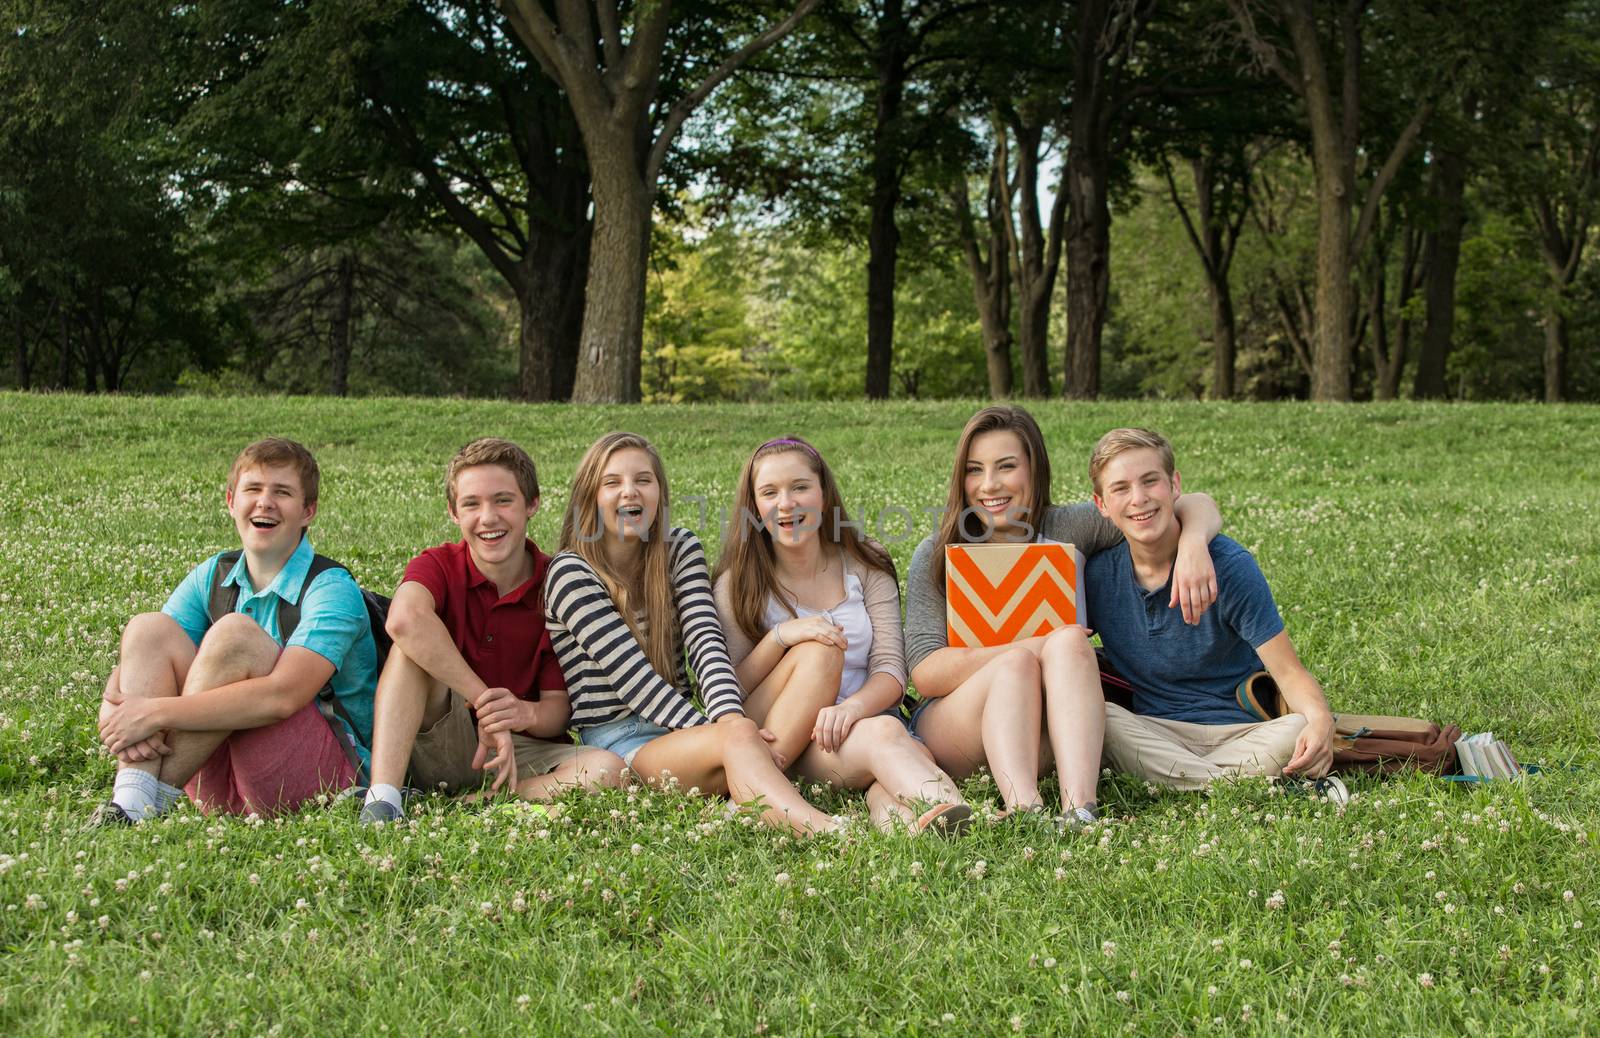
[401,539,566,700]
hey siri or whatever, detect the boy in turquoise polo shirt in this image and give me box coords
[93,438,378,823]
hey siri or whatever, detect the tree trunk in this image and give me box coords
[1010,121,1057,399]
[1544,307,1568,403]
[571,159,649,404]
[515,226,584,402]
[12,306,30,390]
[865,181,900,400]
[1367,258,1395,400]
[952,146,1013,399]
[56,303,72,389]
[865,7,908,401]
[330,253,355,397]
[1307,160,1355,400]
[1414,146,1467,399]
[1063,146,1109,400]
[1281,0,1355,401]
[1016,298,1049,398]
[1208,279,1237,400]
[1061,0,1119,401]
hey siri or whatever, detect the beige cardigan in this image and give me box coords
[712,551,908,692]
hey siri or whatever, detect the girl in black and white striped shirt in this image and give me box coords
[543,432,839,836]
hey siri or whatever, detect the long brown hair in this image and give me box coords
[558,432,679,681]
[713,436,895,645]
[927,405,1053,590]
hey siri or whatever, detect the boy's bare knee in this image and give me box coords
[122,611,187,651]
[200,612,273,650]
[191,613,278,683]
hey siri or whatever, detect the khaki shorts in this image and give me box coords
[409,692,580,794]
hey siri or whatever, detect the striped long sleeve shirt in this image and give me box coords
[543,527,746,730]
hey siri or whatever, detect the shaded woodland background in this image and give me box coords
[3,0,1598,404]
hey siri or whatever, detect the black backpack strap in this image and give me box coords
[206,550,244,625]
[283,553,371,785]
[277,553,347,642]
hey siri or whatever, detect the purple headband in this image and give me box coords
[758,438,817,456]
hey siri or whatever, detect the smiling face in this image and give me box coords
[448,463,538,571]
[226,463,315,560]
[596,447,661,543]
[752,450,824,550]
[963,430,1033,538]
[1093,447,1182,547]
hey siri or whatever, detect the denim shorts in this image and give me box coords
[903,697,938,742]
[579,713,670,766]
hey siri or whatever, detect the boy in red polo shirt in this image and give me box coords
[360,439,626,822]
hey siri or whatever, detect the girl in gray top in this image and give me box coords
[903,406,1223,827]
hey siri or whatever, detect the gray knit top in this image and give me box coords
[902,502,1123,678]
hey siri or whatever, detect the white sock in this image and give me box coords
[111,769,184,821]
[364,783,404,813]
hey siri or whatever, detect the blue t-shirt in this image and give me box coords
[1086,534,1284,724]
[162,535,377,764]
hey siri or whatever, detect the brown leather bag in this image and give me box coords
[1235,672,1462,775]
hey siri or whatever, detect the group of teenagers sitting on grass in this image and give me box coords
[93,405,1345,836]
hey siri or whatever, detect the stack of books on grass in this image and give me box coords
[1454,731,1522,779]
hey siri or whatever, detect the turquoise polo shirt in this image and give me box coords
[162,535,377,765]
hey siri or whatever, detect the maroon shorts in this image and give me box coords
[185,700,358,816]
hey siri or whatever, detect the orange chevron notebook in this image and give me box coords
[945,542,1086,647]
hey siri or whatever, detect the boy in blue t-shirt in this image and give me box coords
[92,438,377,823]
[1085,428,1336,790]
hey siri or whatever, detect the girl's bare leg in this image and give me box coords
[1038,627,1105,811]
[741,641,844,768]
[915,648,1045,812]
[630,718,839,836]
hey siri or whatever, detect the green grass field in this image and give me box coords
[1,393,1598,1035]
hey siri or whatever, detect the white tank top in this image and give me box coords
[764,572,872,704]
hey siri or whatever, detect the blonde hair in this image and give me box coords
[926,406,1052,591]
[1089,428,1176,494]
[713,436,894,645]
[445,438,539,510]
[558,432,678,681]
[227,438,319,505]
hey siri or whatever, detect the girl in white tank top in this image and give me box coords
[713,436,971,836]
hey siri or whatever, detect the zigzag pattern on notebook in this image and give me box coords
[945,542,1086,648]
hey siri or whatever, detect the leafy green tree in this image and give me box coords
[499,0,820,403]
[642,219,761,402]
[1224,0,1507,400]
[237,225,507,397]
[181,0,591,400]
[1,0,228,391]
